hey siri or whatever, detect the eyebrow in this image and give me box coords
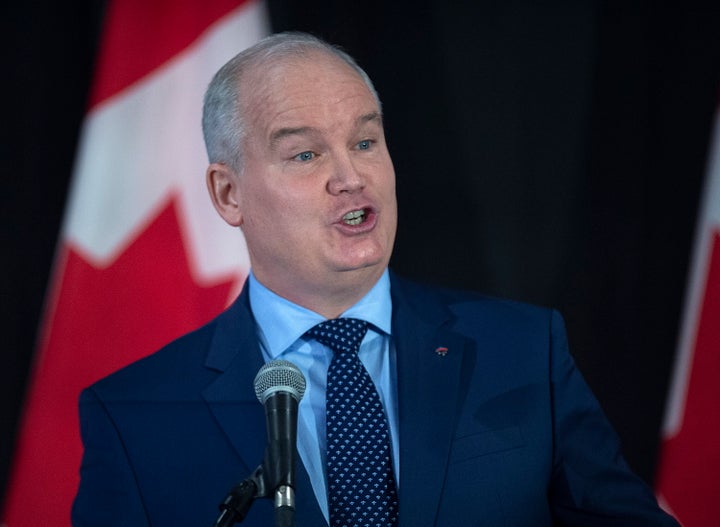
[269,126,315,149]
[269,111,383,149]
[358,111,383,127]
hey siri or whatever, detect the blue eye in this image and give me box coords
[357,140,372,150]
[295,151,315,162]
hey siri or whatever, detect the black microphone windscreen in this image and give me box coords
[253,360,306,404]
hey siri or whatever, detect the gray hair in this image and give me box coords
[201,31,381,172]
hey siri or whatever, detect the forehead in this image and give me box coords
[241,51,379,138]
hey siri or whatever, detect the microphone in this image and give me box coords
[253,360,306,525]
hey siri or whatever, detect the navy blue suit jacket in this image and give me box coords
[72,274,677,526]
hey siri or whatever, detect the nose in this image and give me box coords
[326,152,365,195]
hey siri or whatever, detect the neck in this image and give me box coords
[253,267,387,319]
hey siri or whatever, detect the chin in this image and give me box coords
[334,254,388,276]
[328,238,393,275]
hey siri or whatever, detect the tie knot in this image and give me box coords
[306,318,368,355]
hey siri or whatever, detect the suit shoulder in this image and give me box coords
[391,272,556,322]
[84,315,220,399]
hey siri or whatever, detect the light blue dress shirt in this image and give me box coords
[248,270,400,521]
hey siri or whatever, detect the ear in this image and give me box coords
[206,162,244,226]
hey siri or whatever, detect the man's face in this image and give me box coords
[232,52,397,308]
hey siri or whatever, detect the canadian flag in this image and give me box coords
[655,102,720,525]
[2,1,267,525]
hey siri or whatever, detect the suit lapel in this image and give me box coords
[202,287,266,473]
[201,283,327,526]
[391,275,468,527]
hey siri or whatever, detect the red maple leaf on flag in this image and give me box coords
[4,197,240,523]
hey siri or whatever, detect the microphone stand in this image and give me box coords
[273,484,295,527]
[212,464,295,527]
[212,465,266,527]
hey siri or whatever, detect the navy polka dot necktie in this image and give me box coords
[306,318,399,527]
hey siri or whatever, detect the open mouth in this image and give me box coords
[342,209,366,226]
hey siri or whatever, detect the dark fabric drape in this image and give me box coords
[3,0,719,499]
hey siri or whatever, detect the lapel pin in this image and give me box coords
[435,347,448,357]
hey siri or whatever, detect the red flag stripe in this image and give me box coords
[88,0,252,109]
[2,2,265,525]
[3,201,237,525]
[656,102,720,525]
[656,231,720,525]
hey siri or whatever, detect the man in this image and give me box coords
[72,32,678,526]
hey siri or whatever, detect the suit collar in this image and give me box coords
[203,280,260,375]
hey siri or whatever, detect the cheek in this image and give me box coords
[243,185,313,235]
[375,154,396,188]
[378,166,398,212]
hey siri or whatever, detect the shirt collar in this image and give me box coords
[248,269,392,358]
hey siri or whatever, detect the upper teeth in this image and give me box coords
[343,210,365,225]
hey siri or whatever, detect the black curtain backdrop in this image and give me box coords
[3,0,719,503]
